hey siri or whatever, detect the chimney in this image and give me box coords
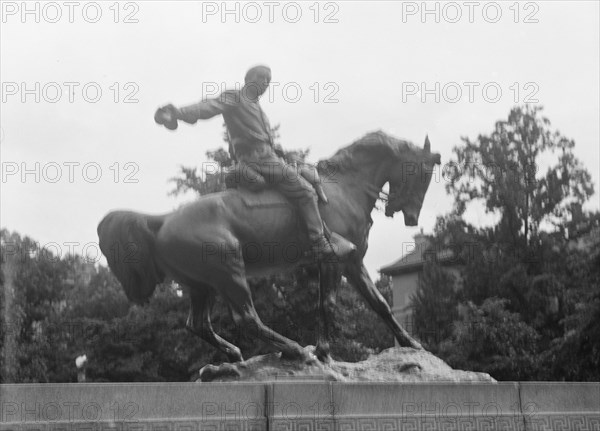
[414,228,427,248]
[413,228,429,260]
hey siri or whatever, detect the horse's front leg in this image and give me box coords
[345,261,423,350]
[315,262,342,362]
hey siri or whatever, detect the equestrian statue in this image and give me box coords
[98,65,441,364]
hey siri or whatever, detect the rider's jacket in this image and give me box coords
[178,90,273,150]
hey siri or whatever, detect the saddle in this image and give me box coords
[224,162,329,204]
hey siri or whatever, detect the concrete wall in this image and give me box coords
[2,382,598,430]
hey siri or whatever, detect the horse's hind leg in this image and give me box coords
[186,284,243,362]
[219,271,310,361]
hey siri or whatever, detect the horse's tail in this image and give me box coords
[97,210,166,305]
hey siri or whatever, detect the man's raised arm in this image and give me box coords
[155,92,238,130]
[176,97,230,124]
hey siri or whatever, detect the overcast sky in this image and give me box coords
[1,1,599,279]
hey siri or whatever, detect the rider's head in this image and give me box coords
[244,65,271,100]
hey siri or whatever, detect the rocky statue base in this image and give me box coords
[197,346,495,383]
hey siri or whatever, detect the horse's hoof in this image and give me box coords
[317,352,332,364]
[315,343,331,363]
[281,346,315,364]
[398,335,424,350]
[410,340,424,350]
[198,363,241,382]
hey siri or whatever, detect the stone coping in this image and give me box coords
[1,382,598,430]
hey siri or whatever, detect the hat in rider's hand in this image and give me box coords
[154,104,179,130]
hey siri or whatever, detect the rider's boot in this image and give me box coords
[300,197,356,261]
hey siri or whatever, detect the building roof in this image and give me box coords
[379,234,457,276]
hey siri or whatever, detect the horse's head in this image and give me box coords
[385,135,441,225]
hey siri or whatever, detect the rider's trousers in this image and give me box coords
[233,142,325,242]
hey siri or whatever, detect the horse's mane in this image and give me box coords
[318,130,421,173]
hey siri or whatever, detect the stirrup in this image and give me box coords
[308,232,356,262]
[327,232,357,258]
[321,222,356,258]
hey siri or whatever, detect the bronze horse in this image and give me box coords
[97,131,441,363]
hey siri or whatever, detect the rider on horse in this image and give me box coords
[155,65,354,260]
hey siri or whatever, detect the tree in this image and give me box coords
[1,229,75,382]
[79,283,200,382]
[413,106,599,380]
[412,260,458,351]
[543,219,600,380]
[447,105,594,247]
[439,298,540,381]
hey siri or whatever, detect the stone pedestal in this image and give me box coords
[196,347,495,383]
[2,382,599,430]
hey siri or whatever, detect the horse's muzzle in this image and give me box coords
[403,212,418,226]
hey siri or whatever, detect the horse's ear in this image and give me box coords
[424,135,431,153]
[432,153,441,165]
